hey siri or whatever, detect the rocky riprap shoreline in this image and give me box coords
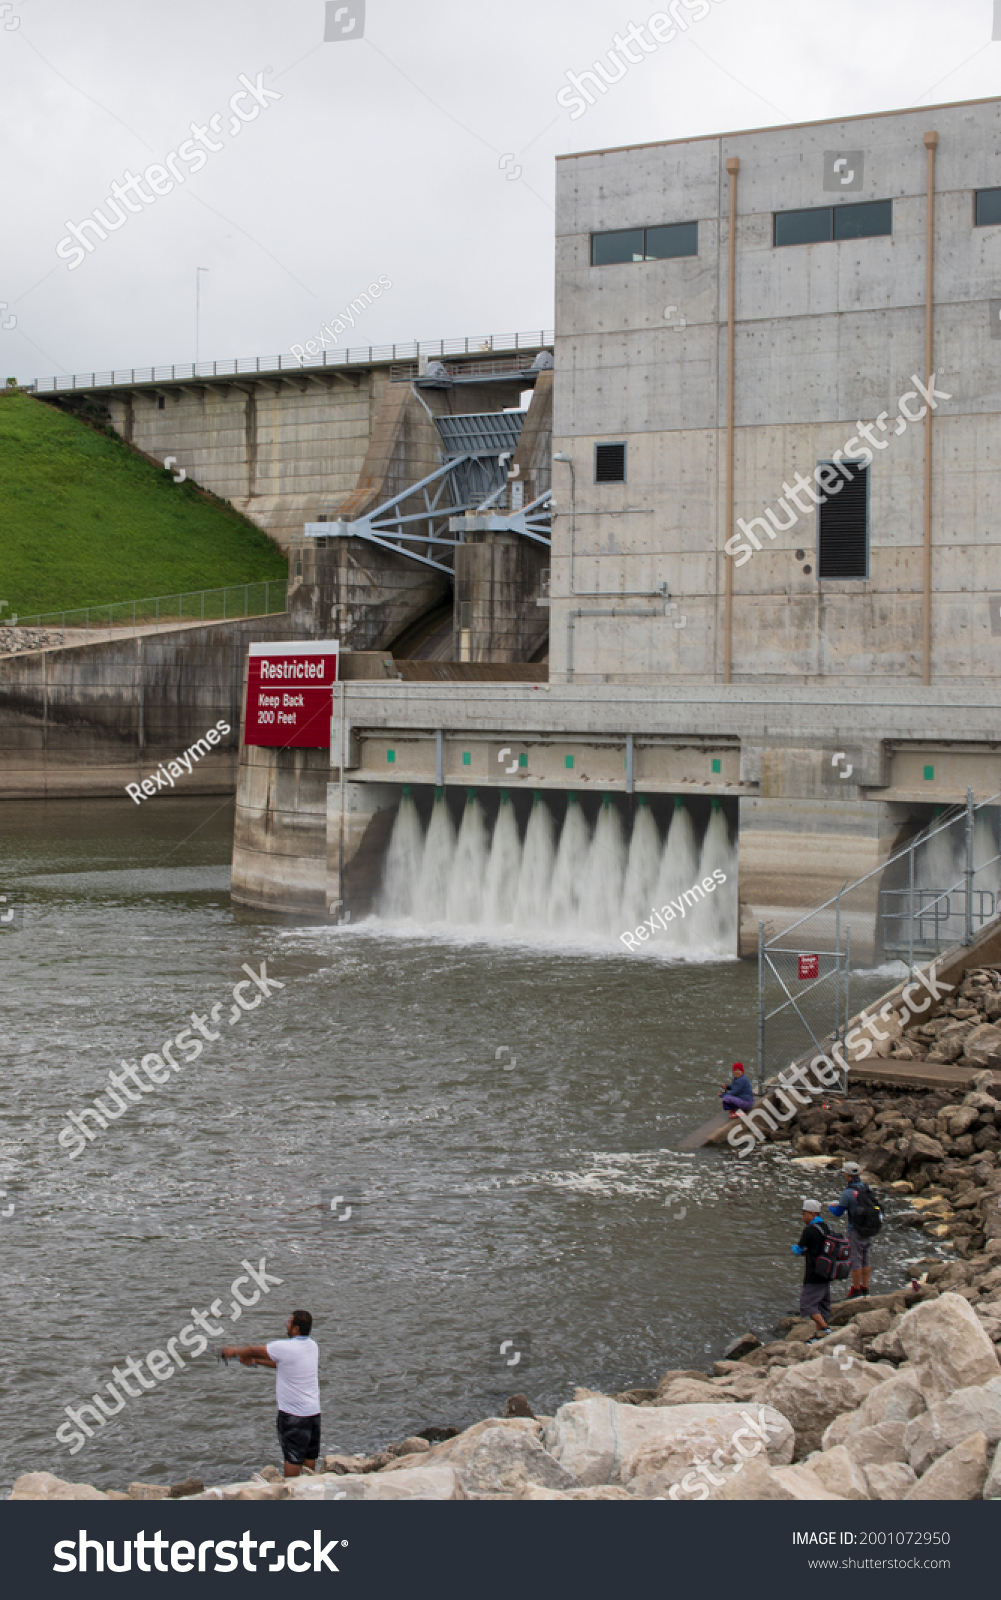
[12,969,1001,1502]
[0,627,63,654]
[11,1263,1001,1500]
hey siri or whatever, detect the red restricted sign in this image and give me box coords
[798,954,819,981]
[245,643,339,748]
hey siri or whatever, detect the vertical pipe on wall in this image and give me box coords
[724,156,740,686]
[922,131,938,688]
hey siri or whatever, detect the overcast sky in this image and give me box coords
[2,0,999,383]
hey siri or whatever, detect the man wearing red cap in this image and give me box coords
[719,1063,754,1117]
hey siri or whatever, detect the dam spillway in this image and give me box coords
[375,790,739,956]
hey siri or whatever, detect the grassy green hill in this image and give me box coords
[0,393,287,616]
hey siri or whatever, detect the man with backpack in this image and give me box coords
[827,1160,882,1298]
[791,1199,835,1338]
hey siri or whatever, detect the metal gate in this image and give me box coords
[757,789,1001,1091]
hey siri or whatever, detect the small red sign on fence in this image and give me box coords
[798,955,819,980]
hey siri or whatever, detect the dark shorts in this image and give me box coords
[799,1280,832,1323]
[276,1409,321,1465]
[849,1231,872,1270]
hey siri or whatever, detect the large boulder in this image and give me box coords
[846,1374,926,1433]
[843,1420,908,1468]
[9,1472,109,1501]
[654,1379,724,1406]
[412,1424,576,1497]
[903,1132,947,1163]
[290,1466,461,1500]
[902,1377,1001,1475]
[895,1292,1001,1399]
[542,1397,792,1488]
[805,1446,870,1499]
[864,1462,918,1499]
[904,1433,989,1500]
[759,1354,889,1458]
[522,1485,634,1501]
[985,1440,1001,1500]
[963,1026,1001,1064]
[705,1457,842,1501]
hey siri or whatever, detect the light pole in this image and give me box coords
[196,267,209,365]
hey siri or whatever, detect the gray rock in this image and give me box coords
[848,1373,926,1432]
[9,1472,109,1501]
[543,1397,793,1488]
[895,1291,1001,1399]
[843,1420,908,1468]
[864,1461,918,1499]
[806,1446,870,1499]
[724,1332,762,1360]
[705,1457,843,1501]
[902,1376,1001,1475]
[430,1423,576,1496]
[984,1438,1001,1499]
[291,1466,461,1500]
[759,1354,888,1459]
[905,1432,990,1500]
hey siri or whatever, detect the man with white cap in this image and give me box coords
[827,1160,880,1299]
[791,1198,832,1338]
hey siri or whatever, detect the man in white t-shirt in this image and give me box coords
[221,1309,321,1478]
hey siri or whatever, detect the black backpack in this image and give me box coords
[812,1223,852,1281]
[851,1182,883,1238]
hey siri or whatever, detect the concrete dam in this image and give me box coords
[16,96,1001,956]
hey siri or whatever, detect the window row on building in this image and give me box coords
[590,187,1001,263]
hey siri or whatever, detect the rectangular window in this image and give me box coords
[595,442,626,483]
[774,207,832,247]
[774,201,892,246]
[591,223,697,265]
[644,222,698,259]
[818,462,868,579]
[591,228,645,265]
[975,188,1001,227]
[832,199,892,240]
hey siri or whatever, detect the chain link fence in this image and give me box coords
[758,791,1001,1090]
[1,579,288,649]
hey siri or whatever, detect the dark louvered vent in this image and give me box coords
[818,463,868,578]
[595,442,626,483]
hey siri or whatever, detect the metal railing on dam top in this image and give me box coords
[2,579,288,644]
[757,789,1001,1092]
[26,331,555,395]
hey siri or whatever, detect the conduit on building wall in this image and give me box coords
[923,130,938,689]
[724,155,739,687]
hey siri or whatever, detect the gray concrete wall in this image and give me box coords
[0,615,298,799]
[106,373,381,553]
[552,96,1001,686]
[76,347,551,556]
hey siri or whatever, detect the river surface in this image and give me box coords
[0,797,918,1494]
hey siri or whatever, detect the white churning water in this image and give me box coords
[376,791,739,956]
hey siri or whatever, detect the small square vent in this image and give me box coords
[595,442,626,483]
